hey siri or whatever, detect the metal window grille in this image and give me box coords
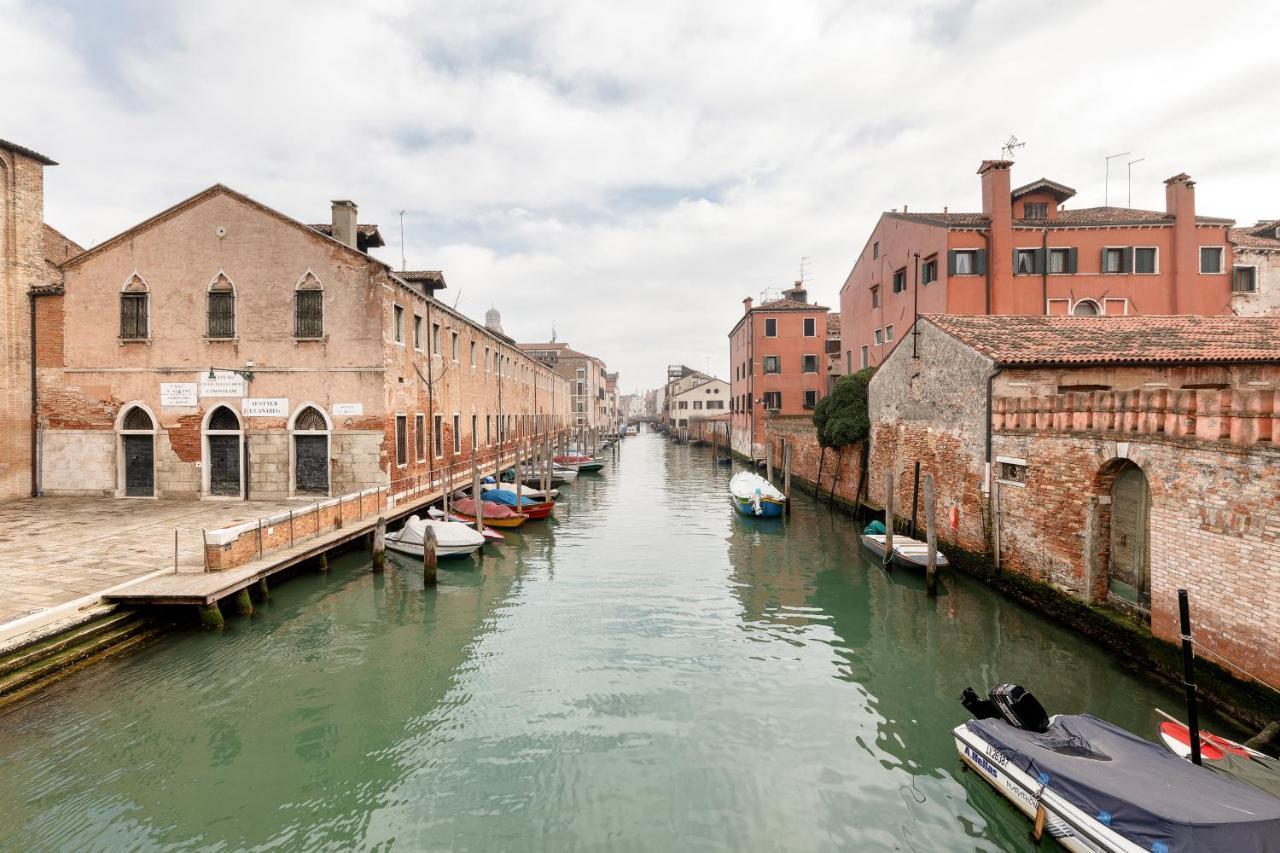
[294,407,326,430]
[122,407,153,430]
[395,415,407,466]
[207,291,235,338]
[415,414,425,460]
[120,293,148,338]
[295,290,323,337]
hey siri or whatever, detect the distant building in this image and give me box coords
[838,161,1254,375]
[669,377,729,430]
[1229,220,1280,316]
[728,283,830,459]
[519,342,614,431]
[661,365,710,428]
[825,312,842,390]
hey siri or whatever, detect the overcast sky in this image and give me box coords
[5,0,1278,392]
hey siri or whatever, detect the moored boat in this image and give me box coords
[427,506,503,540]
[1157,710,1280,799]
[626,425,638,436]
[480,488,554,520]
[385,514,485,558]
[955,683,1280,853]
[482,481,558,501]
[729,471,785,518]
[554,454,603,472]
[859,532,949,570]
[449,497,527,529]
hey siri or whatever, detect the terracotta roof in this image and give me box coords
[889,206,1233,230]
[754,297,830,312]
[0,138,56,166]
[925,315,1280,366]
[518,342,602,362]
[887,211,990,228]
[1232,222,1280,251]
[1011,177,1076,203]
[395,269,447,291]
[306,222,386,250]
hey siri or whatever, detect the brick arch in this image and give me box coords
[1085,455,1152,613]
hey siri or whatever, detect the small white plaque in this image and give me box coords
[200,371,246,397]
[241,397,288,417]
[159,383,197,407]
[333,403,363,416]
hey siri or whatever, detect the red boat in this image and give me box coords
[449,497,527,529]
[1157,712,1280,799]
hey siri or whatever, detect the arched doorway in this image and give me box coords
[204,405,243,497]
[290,404,331,496]
[118,404,156,497]
[1107,461,1151,608]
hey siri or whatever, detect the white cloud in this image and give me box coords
[3,0,1277,390]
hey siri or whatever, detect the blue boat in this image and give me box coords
[481,488,541,508]
[729,471,786,518]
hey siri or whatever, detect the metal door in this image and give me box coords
[294,434,328,494]
[1109,465,1150,607]
[208,434,241,496]
[123,435,154,497]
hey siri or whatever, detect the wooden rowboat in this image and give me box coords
[449,497,527,529]
[859,533,948,570]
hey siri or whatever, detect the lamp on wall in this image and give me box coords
[207,365,255,383]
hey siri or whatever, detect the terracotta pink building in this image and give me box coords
[729,284,829,459]
[838,160,1246,372]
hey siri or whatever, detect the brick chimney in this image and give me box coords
[743,296,753,313]
[1165,173,1199,313]
[1164,172,1195,219]
[978,160,1013,311]
[783,281,808,303]
[331,200,358,249]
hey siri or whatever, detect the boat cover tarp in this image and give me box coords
[482,489,539,507]
[967,715,1280,852]
[729,471,784,502]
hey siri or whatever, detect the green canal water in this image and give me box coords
[0,432,1235,851]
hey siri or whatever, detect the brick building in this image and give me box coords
[1230,220,1280,316]
[0,139,81,501]
[729,284,830,459]
[869,314,1280,688]
[34,183,570,499]
[518,342,614,432]
[837,160,1257,374]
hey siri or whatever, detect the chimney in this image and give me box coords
[783,281,808,304]
[1164,173,1199,313]
[331,200,358,249]
[743,296,753,313]
[978,160,1013,220]
[978,160,1013,310]
[1164,172,1195,219]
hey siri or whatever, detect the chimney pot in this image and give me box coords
[743,296,754,313]
[331,199,358,249]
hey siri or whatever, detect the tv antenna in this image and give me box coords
[1001,135,1025,160]
[799,256,812,284]
[1126,157,1145,208]
[1104,151,1130,207]
[398,210,406,271]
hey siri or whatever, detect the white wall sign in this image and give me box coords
[332,403,363,416]
[159,383,197,407]
[200,371,246,397]
[241,397,288,417]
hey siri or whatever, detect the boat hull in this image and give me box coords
[451,511,526,529]
[731,496,785,518]
[860,534,949,570]
[385,536,480,558]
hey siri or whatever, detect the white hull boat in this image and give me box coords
[385,514,485,558]
[729,471,786,518]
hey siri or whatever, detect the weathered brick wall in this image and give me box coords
[204,488,386,570]
[994,429,1280,688]
[762,415,866,506]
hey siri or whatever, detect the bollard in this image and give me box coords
[372,516,386,572]
[884,469,895,567]
[924,474,938,596]
[231,588,254,617]
[472,456,484,535]
[423,521,438,586]
[197,601,225,630]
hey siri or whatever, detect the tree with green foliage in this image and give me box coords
[812,368,874,449]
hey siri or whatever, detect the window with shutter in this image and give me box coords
[1015,249,1036,275]
[415,414,425,461]
[207,274,235,338]
[295,290,323,337]
[395,415,407,466]
[1134,247,1157,274]
[120,293,148,338]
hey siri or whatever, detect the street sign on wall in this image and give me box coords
[241,398,288,417]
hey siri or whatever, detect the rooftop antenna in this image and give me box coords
[551,322,557,343]
[799,256,812,284]
[1001,134,1025,160]
[398,210,406,271]
[1126,157,1145,208]
[1104,151,1130,207]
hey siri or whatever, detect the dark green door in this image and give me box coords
[123,435,154,497]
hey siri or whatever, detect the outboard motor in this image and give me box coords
[961,683,1050,733]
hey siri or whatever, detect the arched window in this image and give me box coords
[1072,299,1101,317]
[208,405,241,431]
[120,273,149,339]
[294,272,323,338]
[207,272,235,339]
[122,406,154,431]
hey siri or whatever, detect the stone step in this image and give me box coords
[0,609,138,679]
[0,614,162,705]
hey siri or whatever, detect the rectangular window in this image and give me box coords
[431,322,440,354]
[871,285,880,308]
[762,391,781,410]
[872,241,879,259]
[802,354,818,373]
[1015,249,1038,275]
[471,414,478,449]
[678,401,687,410]
[415,413,425,462]
[207,291,235,339]
[486,415,492,445]
[999,461,1026,484]
[392,305,404,343]
[1233,266,1257,293]
[413,315,422,349]
[763,355,780,374]
[484,346,491,372]
[949,249,982,276]
[453,414,461,453]
[803,317,816,336]
[803,389,818,409]
[921,257,937,285]
[1023,202,1048,219]
[433,414,443,458]
[764,318,777,337]
[295,290,323,337]
[395,415,407,466]
[892,267,907,293]
[1048,248,1073,274]
[707,400,724,409]
[692,400,702,410]
[1134,247,1157,274]
[470,341,477,367]
[120,293,148,339]
[885,324,894,342]
[874,328,883,345]
[451,331,459,361]
[1200,246,1224,274]
[1102,247,1125,274]
[860,345,869,369]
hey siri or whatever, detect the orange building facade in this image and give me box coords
[728,285,829,459]
[838,160,1244,372]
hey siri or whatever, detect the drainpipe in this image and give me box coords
[426,298,436,485]
[911,251,920,358]
[980,229,992,314]
[1041,226,1049,314]
[28,291,39,497]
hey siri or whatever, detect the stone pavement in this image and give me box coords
[0,497,307,626]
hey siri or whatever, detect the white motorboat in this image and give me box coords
[385,514,485,558]
[517,464,578,483]
[729,471,786,518]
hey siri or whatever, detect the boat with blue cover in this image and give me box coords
[729,471,785,518]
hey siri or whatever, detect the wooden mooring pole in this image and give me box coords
[910,460,921,539]
[766,441,773,483]
[423,524,438,586]
[472,454,484,535]
[372,516,386,572]
[924,473,938,596]
[884,469,895,566]
[783,444,792,514]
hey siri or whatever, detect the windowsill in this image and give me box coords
[1232,290,1258,296]
[204,337,238,343]
[118,337,151,345]
[996,479,1027,489]
[393,341,405,347]
[951,272,978,276]
[294,336,326,342]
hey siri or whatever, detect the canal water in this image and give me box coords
[0,431,1234,851]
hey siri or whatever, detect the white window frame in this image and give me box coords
[874,328,883,346]
[763,318,778,337]
[1133,246,1159,275]
[1101,246,1125,275]
[803,317,817,337]
[452,413,461,454]
[392,304,405,345]
[885,324,894,341]
[1102,297,1129,316]
[1014,247,1039,276]
[952,250,977,276]
[1071,298,1103,317]
[995,455,1027,488]
[1199,246,1225,274]
[860,345,869,369]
